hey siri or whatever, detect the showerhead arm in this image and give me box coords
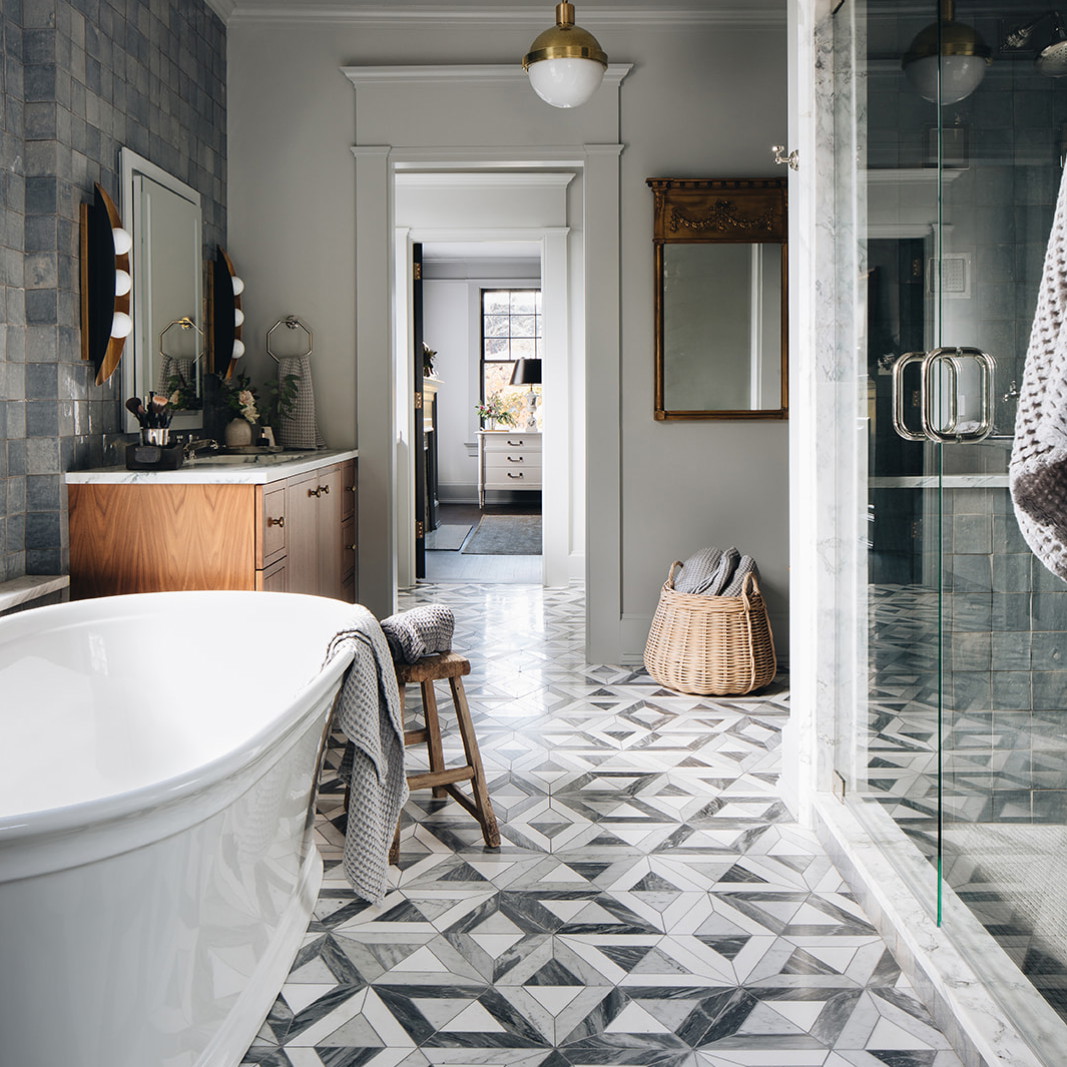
[1004,9,1063,49]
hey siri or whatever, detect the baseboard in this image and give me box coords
[437,484,478,505]
[619,613,651,665]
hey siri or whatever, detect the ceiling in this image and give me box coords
[208,0,787,26]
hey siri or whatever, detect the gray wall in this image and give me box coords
[227,14,790,662]
[0,0,226,581]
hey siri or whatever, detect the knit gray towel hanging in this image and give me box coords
[277,355,326,450]
[1010,161,1067,583]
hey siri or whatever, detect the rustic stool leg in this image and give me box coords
[421,680,448,799]
[448,675,500,848]
[389,821,400,866]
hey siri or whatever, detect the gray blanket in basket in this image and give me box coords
[674,546,759,596]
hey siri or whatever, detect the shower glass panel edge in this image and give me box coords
[851,0,1067,1036]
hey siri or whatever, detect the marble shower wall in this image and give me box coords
[0,0,226,580]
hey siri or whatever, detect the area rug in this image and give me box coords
[461,514,542,555]
[425,524,471,551]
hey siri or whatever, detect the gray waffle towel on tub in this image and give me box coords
[380,605,454,664]
[674,546,760,596]
[1011,159,1067,582]
[324,606,409,903]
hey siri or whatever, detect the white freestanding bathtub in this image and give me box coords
[0,591,359,1067]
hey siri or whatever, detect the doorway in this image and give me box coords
[418,245,545,583]
[392,169,579,592]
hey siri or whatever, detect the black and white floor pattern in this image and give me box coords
[241,582,962,1067]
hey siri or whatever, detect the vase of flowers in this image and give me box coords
[476,395,515,432]
[220,373,259,446]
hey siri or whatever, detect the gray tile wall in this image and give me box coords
[0,0,225,581]
[944,487,1067,817]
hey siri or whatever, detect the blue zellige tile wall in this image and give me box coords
[0,0,226,580]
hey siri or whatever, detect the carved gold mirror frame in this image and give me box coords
[649,178,788,421]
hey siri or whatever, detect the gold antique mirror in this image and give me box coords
[648,178,787,420]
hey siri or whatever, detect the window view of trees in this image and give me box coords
[481,289,542,428]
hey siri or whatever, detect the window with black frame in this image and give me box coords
[480,288,542,429]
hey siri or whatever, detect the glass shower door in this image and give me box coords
[863,0,1067,1020]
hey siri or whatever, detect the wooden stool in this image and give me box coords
[390,652,500,862]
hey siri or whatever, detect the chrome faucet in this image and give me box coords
[183,438,219,459]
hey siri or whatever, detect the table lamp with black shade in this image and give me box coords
[510,358,542,431]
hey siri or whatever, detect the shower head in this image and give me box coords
[1003,10,1067,76]
[1036,14,1067,75]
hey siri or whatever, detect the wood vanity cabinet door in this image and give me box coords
[285,470,323,596]
[258,484,287,569]
[316,464,343,600]
[68,483,257,598]
[340,459,357,603]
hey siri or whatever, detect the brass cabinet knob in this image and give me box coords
[267,516,285,527]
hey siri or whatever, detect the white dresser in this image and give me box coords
[478,431,542,506]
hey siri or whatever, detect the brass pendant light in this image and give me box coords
[902,0,992,104]
[522,2,608,109]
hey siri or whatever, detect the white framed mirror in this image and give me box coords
[120,148,204,432]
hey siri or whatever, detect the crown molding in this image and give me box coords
[228,3,784,27]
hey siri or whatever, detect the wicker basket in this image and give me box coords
[643,561,777,696]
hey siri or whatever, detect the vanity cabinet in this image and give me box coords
[478,431,542,507]
[67,453,357,602]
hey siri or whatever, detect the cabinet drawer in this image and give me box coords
[484,468,541,490]
[482,433,541,453]
[256,557,287,592]
[258,484,288,568]
[485,453,541,475]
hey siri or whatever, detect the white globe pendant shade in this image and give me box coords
[114,269,131,297]
[234,307,245,327]
[527,56,605,108]
[231,338,245,359]
[903,52,989,104]
[902,0,991,104]
[523,2,607,109]
[231,275,245,296]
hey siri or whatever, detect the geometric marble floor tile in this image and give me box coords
[242,582,964,1067]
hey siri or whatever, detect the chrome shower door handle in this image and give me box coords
[891,351,928,441]
[921,347,996,443]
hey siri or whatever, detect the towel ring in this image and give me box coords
[159,315,204,359]
[266,315,313,363]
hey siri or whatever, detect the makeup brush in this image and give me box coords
[125,397,147,427]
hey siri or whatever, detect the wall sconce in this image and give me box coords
[210,246,245,380]
[522,2,607,108]
[80,183,132,384]
[903,0,992,104]
[510,357,542,431]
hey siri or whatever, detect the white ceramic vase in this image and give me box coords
[224,418,253,447]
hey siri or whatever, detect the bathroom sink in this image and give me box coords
[186,452,314,467]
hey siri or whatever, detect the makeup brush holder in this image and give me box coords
[141,427,171,446]
[126,439,184,470]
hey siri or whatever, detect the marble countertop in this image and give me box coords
[64,449,358,485]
